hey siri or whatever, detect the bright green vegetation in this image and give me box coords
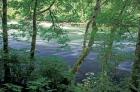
[0,0,140,92]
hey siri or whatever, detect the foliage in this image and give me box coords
[38,24,70,46]
[1,83,23,92]
[1,0,140,91]
[27,77,55,92]
[76,72,132,92]
[0,51,74,92]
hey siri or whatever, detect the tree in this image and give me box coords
[131,18,140,92]
[130,0,140,91]
[71,0,101,74]
[130,18,140,92]
[30,0,56,59]
[30,0,38,59]
[2,0,8,54]
[2,0,10,82]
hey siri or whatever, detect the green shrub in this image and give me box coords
[1,83,22,92]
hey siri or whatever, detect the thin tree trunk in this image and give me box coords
[2,0,10,82]
[23,0,38,88]
[2,0,8,54]
[30,0,38,59]
[131,19,140,92]
[101,0,127,73]
[101,27,115,73]
[71,0,101,74]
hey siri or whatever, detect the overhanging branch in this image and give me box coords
[38,0,56,14]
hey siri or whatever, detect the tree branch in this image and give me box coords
[38,0,56,14]
[101,0,108,6]
[83,20,92,48]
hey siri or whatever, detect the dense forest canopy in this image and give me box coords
[0,0,140,92]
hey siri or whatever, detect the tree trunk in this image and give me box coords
[2,0,8,54]
[30,0,38,59]
[2,0,10,83]
[131,19,140,92]
[71,0,101,74]
[101,26,116,75]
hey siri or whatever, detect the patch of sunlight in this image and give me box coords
[61,26,85,31]
[39,22,85,32]
[70,31,83,35]
[8,29,18,34]
[39,22,52,28]
[69,42,82,46]
[93,43,101,47]
[8,20,18,25]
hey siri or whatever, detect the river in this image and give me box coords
[0,21,136,82]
